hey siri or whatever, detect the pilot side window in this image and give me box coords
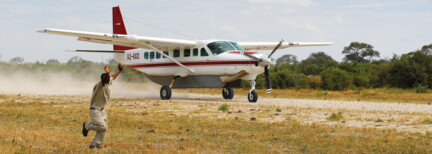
[200,48,209,56]
[144,52,149,59]
[150,51,155,59]
[174,49,180,57]
[193,48,198,56]
[163,51,169,58]
[156,52,161,59]
[184,49,191,57]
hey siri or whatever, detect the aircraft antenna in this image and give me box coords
[124,17,195,39]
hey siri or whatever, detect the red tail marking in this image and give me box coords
[113,6,135,51]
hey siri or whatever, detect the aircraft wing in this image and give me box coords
[40,28,196,73]
[38,28,197,50]
[238,42,332,50]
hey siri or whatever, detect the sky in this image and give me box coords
[0,0,431,63]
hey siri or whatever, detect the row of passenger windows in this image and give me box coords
[143,48,209,60]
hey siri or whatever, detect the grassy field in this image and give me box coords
[184,88,432,104]
[1,94,432,153]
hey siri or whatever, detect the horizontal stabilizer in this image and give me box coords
[66,50,125,53]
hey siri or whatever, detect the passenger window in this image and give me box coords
[163,51,169,58]
[150,51,155,59]
[144,52,148,59]
[174,49,180,57]
[184,49,191,57]
[156,52,161,59]
[193,48,198,56]
[200,48,208,56]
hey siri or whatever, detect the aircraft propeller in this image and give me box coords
[243,39,285,93]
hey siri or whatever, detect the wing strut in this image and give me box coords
[143,43,195,73]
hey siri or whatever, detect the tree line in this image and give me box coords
[250,42,432,91]
[2,42,432,91]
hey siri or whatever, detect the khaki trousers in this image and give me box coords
[85,109,108,146]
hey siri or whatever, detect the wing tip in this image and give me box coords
[37,29,48,33]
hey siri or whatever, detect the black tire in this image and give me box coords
[160,85,172,100]
[248,90,258,103]
[222,88,234,99]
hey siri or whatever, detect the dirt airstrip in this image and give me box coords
[3,90,432,134]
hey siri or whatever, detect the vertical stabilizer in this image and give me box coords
[113,6,135,50]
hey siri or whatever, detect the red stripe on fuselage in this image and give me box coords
[228,51,258,54]
[128,61,256,68]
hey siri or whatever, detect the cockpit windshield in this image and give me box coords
[207,41,244,55]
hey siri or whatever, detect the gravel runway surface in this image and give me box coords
[2,91,432,134]
[167,93,432,133]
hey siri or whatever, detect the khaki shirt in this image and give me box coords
[90,77,112,109]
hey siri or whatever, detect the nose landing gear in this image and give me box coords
[248,80,258,103]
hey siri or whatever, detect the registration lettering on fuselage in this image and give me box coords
[127,53,140,60]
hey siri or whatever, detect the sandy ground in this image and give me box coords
[165,92,432,134]
[3,90,432,134]
[0,74,431,134]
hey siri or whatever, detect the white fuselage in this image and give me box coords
[113,40,267,80]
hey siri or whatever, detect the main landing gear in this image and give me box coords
[160,76,179,100]
[160,85,171,100]
[221,80,258,103]
[222,88,234,99]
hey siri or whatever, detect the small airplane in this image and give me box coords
[39,6,331,103]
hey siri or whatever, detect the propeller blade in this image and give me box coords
[264,66,272,93]
[267,39,285,58]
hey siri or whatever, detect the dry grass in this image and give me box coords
[184,88,432,104]
[1,94,432,153]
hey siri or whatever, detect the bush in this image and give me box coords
[353,74,370,88]
[307,75,322,89]
[320,67,352,90]
[316,91,327,97]
[295,74,308,89]
[421,119,432,124]
[416,83,428,93]
[326,113,343,121]
[387,51,432,88]
[218,104,229,112]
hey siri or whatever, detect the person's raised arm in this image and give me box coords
[111,63,123,80]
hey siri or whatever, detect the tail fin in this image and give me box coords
[113,6,135,50]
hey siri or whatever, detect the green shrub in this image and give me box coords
[295,74,309,89]
[326,113,343,121]
[317,91,327,97]
[218,104,229,112]
[320,68,352,90]
[416,83,428,93]
[421,119,432,124]
[354,74,370,88]
[276,108,282,112]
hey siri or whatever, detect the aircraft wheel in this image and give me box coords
[222,88,234,99]
[160,85,172,100]
[248,90,258,103]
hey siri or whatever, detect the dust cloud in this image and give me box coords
[0,70,159,98]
